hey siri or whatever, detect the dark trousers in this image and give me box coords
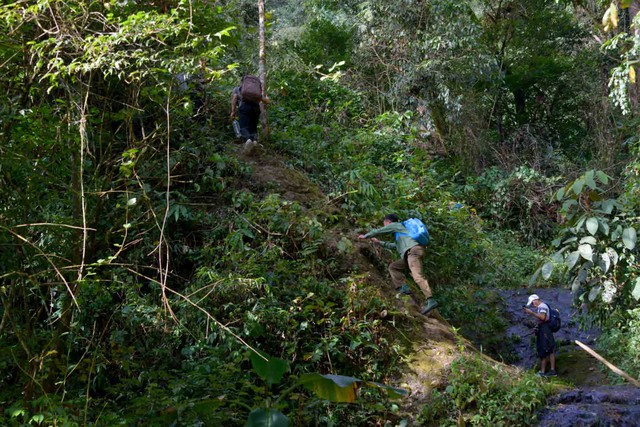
[239,102,260,140]
[536,322,556,358]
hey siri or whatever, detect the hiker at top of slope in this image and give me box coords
[230,74,269,154]
[358,213,437,315]
[524,294,557,377]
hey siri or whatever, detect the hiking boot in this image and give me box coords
[420,298,438,315]
[546,370,557,377]
[244,139,256,154]
[397,284,411,295]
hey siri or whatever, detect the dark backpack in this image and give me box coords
[547,306,561,332]
[395,218,430,246]
[240,75,262,103]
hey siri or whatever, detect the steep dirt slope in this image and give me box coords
[238,147,505,409]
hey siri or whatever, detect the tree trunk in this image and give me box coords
[258,0,269,142]
[629,2,639,110]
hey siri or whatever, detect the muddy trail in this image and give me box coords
[497,288,640,426]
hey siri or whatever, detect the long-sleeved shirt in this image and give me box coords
[364,222,420,259]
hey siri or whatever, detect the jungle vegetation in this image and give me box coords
[1,0,639,425]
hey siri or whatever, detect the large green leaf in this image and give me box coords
[246,408,289,427]
[250,351,289,386]
[586,218,598,235]
[585,170,597,190]
[578,244,593,261]
[571,276,581,293]
[588,285,601,302]
[612,225,623,240]
[297,373,407,403]
[576,263,591,284]
[572,178,585,195]
[596,170,610,184]
[598,219,609,236]
[622,227,637,250]
[565,251,581,270]
[552,246,569,262]
[365,380,408,399]
[599,199,616,214]
[580,236,597,245]
[298,373,358,402]
[599,253,611,273]
[529,267,541,286]
[541,262,554,280]
[632,278,640,301]
[607,247,619,265]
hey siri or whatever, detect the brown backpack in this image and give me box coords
[240,75,262,103]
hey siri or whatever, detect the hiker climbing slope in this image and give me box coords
[230,74,269,153]
[359,214,438,315]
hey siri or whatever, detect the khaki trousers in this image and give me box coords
[388,245,432,299]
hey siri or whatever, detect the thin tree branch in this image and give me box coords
[0,226,78,310]
[125,268,267,361]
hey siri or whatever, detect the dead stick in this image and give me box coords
[575,340,640,387]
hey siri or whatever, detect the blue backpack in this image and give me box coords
[395,218,430,246]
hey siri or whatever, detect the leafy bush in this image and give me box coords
[296,18,354,67]
[419,356,550,426]
[596,308,640,382]
[540,170,640,324]
[479,231,544,288]
[466,166,561,245]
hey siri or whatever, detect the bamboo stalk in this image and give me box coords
[574,340,640,387]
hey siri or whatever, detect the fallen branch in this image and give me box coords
[575,340,640,387]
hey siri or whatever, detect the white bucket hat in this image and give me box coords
[527,294,540,306]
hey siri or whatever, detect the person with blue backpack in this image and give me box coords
[524,294,557,377]
[358,214,438,315]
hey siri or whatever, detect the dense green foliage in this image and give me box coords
[1,0,640,426]
[419,356,551,426]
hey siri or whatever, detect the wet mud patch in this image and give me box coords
[537,386,640,427]
[555,350,610,387]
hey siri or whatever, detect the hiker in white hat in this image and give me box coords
[523,294,556,377]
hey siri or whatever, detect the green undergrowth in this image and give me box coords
[437,286,519,364]
[596,307,640,384]
[419,355,558,426]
